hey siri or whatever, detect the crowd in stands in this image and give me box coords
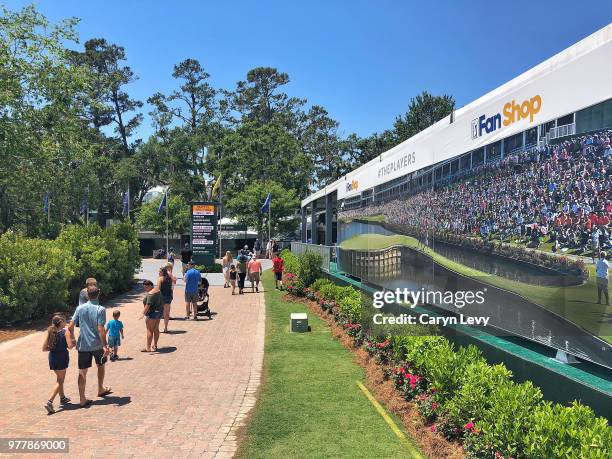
[340,130,612,257]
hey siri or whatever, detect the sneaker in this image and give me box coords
[185,316,189,320]
[193,316,198,321]
[44,400,55,414]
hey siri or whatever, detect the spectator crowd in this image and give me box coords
[340,130,612,257]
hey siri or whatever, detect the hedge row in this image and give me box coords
[281,250,611,459]
[0,223,141,323]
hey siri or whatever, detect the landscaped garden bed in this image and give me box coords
[281,249,612,459]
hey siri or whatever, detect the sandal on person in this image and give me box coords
[60,396,71,404]
[44,400,55,414]
[98,387,112,397]
[152,345,158,352]
[140,348,151,352]
[79,400,92,408]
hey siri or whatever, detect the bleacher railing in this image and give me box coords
[290,242,334,272]
[549,123,576,140]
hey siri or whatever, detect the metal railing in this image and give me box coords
[291,242,334,272]
[549,123,576,140]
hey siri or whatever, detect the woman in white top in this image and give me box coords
[222,251,233,288]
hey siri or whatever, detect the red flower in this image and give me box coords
[464,421,475,432]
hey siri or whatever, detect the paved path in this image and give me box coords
[0,259,266,458]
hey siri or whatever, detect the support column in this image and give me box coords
[522,130,527,151]
[301,206,307,243]
[483,145,488,164]
[325,193,333,246]
[310,200,317,244]
[500,139,505,160]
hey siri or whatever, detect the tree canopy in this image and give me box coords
[0,4,455,239]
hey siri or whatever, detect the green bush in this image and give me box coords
[280,249,299,275]
[310,278,332,292]
[297,251,322,287]
[440,362,513,437]
[464,380,543,458]
[0,223,140,323]
[522,401,612,459]
[196,263,223,273]
[0,232,76,323]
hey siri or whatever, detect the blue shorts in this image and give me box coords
[108,335,121,348]
[162,294,173,304]
[146,311,163,320]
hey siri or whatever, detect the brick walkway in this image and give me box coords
[0,272,265,458]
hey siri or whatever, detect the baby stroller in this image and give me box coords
[197,276,212,319]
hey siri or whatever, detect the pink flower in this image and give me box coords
[430,424,437,432]
[464,421,475,431]
[431,403,438,410]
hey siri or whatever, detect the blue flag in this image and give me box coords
[157,192,167,215]
[122,190,130,216]
[43,192,49,215]
[260,192,271,214]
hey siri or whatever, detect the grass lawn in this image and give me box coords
[236,270,424,459]
[341,233,612,343]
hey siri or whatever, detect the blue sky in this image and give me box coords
[5,1,612,140]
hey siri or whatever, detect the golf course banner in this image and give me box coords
[191,201,218,266]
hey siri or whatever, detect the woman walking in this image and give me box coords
[222,251,233,288]
[43,314,75,414]
[157,266,174,333]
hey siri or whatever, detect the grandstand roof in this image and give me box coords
[302,22,612,207]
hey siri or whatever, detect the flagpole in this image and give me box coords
[165,188,169,255]
[268,200,271,244]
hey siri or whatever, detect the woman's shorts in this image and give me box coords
[162,294,173,304]
[49,352,69,371]
[274,271,282,281]
[108,335,121,348]
[146,311,163,320]
[249,272,260,283]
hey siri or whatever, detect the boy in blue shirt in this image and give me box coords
[105,310,124,361]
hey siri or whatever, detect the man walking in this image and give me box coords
[248,254,263,293]
[236,250,249,295]
[596,251,610,305]
[180,242,193,277]
[69,286,111,408]
[184,261,201,320]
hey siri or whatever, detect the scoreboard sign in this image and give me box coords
[191,202,218,266]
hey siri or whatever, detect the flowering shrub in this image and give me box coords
[392,366,425,400]
[282,263,611,457]
[364,338,392,364]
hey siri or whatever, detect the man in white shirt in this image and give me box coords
[596,251,610,305]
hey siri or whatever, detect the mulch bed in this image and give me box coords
[285,293,465,459]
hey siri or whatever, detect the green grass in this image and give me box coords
[341,233,612,343]
[339,214,386,223]
[236,270,424,459]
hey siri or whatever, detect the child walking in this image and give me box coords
[43,314,74,414]
[105,310,124,361]
[229,264,237,295]
[272,253,284,289]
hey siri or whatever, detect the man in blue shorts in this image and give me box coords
[184,261,201,320]
[69,286,111,408]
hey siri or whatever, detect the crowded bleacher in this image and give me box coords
[339,130,612,257]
